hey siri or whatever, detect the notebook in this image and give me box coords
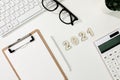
[2,29,67,80]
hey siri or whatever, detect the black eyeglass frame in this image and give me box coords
[41,0,78,25]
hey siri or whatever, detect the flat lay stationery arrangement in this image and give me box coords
[0,0,120,80]
[2,29,67,80]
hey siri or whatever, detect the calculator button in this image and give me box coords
[109,68,120,80]
[112,59,119,66]
[104,56,107,59]
[116,66,120,71]
[102,54,109,61]
[116,55,120,65]
[109,54,113,56]
[115,75,120,80]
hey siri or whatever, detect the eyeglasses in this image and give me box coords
[42,0,79,25]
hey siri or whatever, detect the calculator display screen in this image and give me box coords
[98,35,120,53]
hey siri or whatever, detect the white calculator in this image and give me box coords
[95,29,120,80]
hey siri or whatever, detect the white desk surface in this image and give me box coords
[0,0,120,80]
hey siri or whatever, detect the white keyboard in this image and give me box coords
[0,0,59,37]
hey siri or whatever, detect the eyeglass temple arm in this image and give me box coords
[53,0,78,17]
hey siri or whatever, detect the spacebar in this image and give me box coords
[18,6,43,23]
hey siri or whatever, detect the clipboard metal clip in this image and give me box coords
[8,34,35,53]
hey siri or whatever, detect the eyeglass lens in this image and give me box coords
[42,0,78,25]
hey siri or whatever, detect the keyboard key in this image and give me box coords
[12,0,19,4]
[5,4,10,10]
[14,5,19,11]
[9,7,15,15]
[9,1,14,7]
[29,2,34,9]
[19,9,25,15]
[7,23,13,29]
[0,6,5,13]
[0,13,5,20]
[2,26,9,32]
[18,6,41,22]
[11,19,19,27]
[0,29,3,35]
[13,12,20,18]
[4,11,9,17]
[2,0,10,3]
[23,0,28,5]
[28,0,33,2]
[33,0,39,6]
[0,21,5,27]
[10,15,16,20]
[4,17,10,23]
[19,2,24,8]
[24,5,30,12]
[0,1,4,7]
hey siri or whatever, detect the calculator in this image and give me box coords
[95,29,120,80]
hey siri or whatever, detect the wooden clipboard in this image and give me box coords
[2,29,68,80]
